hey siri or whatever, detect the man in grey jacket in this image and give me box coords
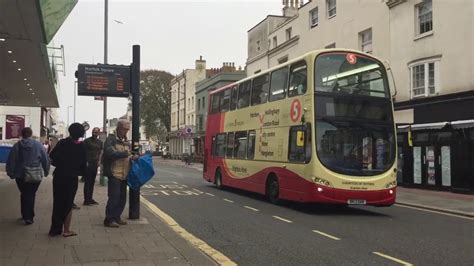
[6,127,50,225]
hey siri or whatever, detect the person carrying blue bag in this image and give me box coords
[127,151,155,191]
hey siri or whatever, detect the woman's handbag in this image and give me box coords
[18,144,43,183]
[24,164,44,183]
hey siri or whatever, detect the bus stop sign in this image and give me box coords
[76,64,131,97]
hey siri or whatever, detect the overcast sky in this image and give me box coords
[52,0,282,133]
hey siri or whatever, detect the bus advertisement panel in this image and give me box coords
[204,49,397,206]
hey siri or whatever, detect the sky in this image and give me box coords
[52,0,283,132]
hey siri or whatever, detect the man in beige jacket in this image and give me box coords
[102,120,138,227]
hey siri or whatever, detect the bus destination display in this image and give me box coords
[77,64,130,97]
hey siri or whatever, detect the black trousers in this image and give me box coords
[83,162,98,203]
[104,176,127,224]
[49,174,78,235]
[15,178,41,221]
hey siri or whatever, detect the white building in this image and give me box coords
[246,0,474,191]
[169,57,207,157]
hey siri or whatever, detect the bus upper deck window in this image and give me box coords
[288,62,307,97]
[211,94,220,113]
[220,89,231,112]
[237,81,251,109]
[251,74,269,106]
[270,67,289,102]
[230,86,238,110]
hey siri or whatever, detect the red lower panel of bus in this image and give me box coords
[208,163,395,206]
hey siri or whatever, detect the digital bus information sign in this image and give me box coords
[77,64,131,97]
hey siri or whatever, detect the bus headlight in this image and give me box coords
[312,176,333,187]
[385,180,397,189]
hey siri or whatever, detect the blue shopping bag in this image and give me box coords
[127,153,155,191]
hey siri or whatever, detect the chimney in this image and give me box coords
[195,55,206,71]
[283,0,300,17]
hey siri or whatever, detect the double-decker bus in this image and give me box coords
[203,49,397,206]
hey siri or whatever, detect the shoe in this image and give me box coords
[90,200,99,205]
[24,219,33,225]
[116,219,127,225]
[72,203,80,210]
[104,221,120,228]
[83,201,92,206]
[49,231,62,237]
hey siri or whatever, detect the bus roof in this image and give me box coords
[209,48,386,96]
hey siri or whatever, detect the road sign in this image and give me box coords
[77,64,130,97]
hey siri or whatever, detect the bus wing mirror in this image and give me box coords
[384,60,397,99]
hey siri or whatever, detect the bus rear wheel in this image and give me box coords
[267,176,280,205]
[215,169,223,189]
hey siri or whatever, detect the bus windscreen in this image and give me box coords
[314,52,395,176]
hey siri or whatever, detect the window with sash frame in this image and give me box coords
[410,60,438,98]
[309,7,319,28]
[416,0,433,35]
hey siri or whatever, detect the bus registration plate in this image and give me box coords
[347,199,366,205]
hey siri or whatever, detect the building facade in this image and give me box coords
[194,64,246,162]
[246,0,474,192]
[169,57,207,158]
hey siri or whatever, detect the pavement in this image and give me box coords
[0,165,216,266]
[0,159,472,265]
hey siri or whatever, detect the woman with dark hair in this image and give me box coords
[48,123,86,237]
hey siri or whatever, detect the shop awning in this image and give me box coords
[451,119,474,129]
[397,119,474,132]
[0,0,77,107]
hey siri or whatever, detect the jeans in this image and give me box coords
[15,178,41,221]
[104,176,127,224]
[83,162,98,203]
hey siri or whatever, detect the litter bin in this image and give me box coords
[0,146,12,163]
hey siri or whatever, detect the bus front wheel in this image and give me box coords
[266,175,280,205]
[215,169,223,189]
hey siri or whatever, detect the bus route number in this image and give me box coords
[290,99,302,122]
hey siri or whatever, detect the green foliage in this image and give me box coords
[138,69,173,143]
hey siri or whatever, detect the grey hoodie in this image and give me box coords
[6,138,50,179]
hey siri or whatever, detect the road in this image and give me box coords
[141,159,473,265]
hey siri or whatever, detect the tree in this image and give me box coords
[136,69,173,143]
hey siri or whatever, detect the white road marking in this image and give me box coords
[244,206,259,212]
[223,199,234,203]
[395,204,474,220]
[272,216,292,223]
[312,230,341,240]
[205,193,215,197]
[373,252,413,266]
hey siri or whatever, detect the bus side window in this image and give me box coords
[211,94,220,113]
[288,61,307,97]
[230,85,238,110]
[288,125,306,162]
[234,131,248,159]
[237,80,251,109]
[247,130,256,159]
[215,133,226,157]
[251,74,269,106]
[226,132,235,158]
[220,89,231,112]
[269,67,288,102]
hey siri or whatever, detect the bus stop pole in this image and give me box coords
[129,45,141,219]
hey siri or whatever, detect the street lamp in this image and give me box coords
[67,105,73,126]
[74,81,77,123]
